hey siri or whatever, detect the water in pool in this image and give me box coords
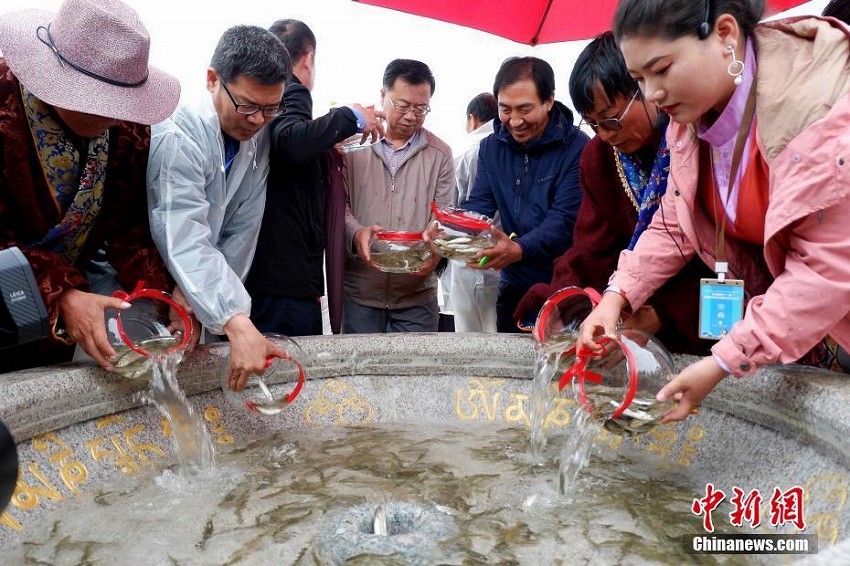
[0,423,762,565]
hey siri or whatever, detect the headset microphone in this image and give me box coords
[698,0,712,39]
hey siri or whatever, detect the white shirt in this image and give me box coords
[454,120,495,205]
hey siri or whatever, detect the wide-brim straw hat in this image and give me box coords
[0,0,180,125]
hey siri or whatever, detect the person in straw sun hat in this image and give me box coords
[0,0,182,373]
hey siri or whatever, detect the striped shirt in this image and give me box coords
[380,129,420,174]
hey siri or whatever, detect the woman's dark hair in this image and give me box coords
[569,32,639,117]
[613,0,765,42]
[493,57,555,102]
[824,0,850,24]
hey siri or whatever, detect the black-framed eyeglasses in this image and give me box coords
[582,89,640,132]
[220,80,284,118]
[384,92,430,117]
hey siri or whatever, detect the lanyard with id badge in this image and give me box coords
[698,86,756,341]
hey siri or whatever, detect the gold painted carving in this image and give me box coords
[2,433,89,532]
[544,397,573,429]
[675,425,705,467]
[85,416,165,475]
[634,426,677,460]
[304,380,373,425]
[504,393,530,428]
[204,406,235,444]
[33,432,87,494]
[596,428,625,452]
[456,377,504,421]
[0,512,22,532]
[457,378,573,430]
[10,463,64,511]
[804,473,848,545]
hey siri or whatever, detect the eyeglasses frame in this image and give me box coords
[220,80,285,118]
[582,89,641,132]
[384,91,430,118]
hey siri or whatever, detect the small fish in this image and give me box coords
[373,505,388,536]
[195,518,214,550]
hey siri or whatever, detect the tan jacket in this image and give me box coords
[344,128,455,309]
[612,16,850,376]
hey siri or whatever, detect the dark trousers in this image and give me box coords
[342,297,439,333]
[250,294,323,337]
[496,283,527,334]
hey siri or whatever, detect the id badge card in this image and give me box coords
[699,278,745,340]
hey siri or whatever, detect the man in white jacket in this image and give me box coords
[451,93,500,333]
[147,25,291,390]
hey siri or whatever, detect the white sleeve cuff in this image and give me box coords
[712,353,732,374]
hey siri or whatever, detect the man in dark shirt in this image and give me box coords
[246,19,384,336]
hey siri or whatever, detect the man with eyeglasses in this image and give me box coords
[463,56,589,333]
[247,20,385,338]
[147,25,293,391]
[343,58,455,333]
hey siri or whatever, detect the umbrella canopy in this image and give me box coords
[352,0,813,45]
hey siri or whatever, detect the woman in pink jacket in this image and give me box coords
[579,0,850,421]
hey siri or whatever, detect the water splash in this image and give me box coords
[531,335,607,490]
[529,342,559,464]
[558,406,604,494]
[139,354,216,476]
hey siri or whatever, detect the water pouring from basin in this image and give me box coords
[104,282,213,473]
[530,287,676,488]
[529,286,598,462]
[106,282,193,379]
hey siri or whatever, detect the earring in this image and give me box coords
[727,44,744,86]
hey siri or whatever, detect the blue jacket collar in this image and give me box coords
[493,100,576,152]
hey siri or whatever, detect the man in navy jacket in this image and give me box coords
[464,57,588,332]
[246,20,383,336]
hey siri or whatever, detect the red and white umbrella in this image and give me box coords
[352,0,813,45]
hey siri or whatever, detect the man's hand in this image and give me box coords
[350,104,386,144]
[352,224,384,264]
[58,289,131,371]
[223,314,287,391]
[421,220,440,243]
[170,286,201,351]
[471,228,522,271]
[411,252,441,277]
